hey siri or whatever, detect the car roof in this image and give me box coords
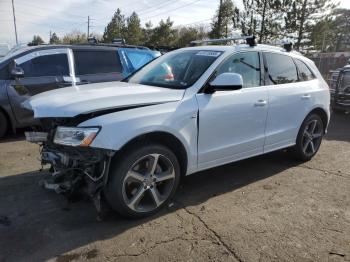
[0,44,153,65]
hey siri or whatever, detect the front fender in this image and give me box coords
[79,98,199,174]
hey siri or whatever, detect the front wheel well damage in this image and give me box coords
[114,132,188,178]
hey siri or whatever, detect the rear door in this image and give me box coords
[8,49,71,125]
[263,52,316,152]
[73,49,123,84]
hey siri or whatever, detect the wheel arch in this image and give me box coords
[308,107,328,133]
[114,131,189,178]
[0,105,13,134]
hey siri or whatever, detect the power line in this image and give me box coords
[142,0,202,21]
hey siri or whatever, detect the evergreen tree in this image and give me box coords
[28,35,44,46]
[125,12,142,45]
[284,0,335,50]
[149,18,176,46]
[174,26,208,47]
[142,21,153,45]
[103,9,126,43]
[49,32,60,44]
[210,0,238,38]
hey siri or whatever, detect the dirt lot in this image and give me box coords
[0,114,349,262]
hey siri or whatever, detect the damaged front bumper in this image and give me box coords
[26,129,115,216]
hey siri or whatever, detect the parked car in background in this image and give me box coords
[0,43,10,58]
[25,38,330,218]
[0,44,160,138]
[330,64,350,114]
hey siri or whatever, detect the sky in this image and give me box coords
[0,0,348,45]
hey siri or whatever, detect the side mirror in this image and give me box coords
[207,73,243,93]
[11,66,24,79]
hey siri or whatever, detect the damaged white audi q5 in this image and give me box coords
[24,38,330,218]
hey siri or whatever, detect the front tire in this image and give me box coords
[0,111,8,138]
[290,114,324,161]
[104,143,181,218]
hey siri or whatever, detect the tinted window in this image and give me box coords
[74,50,122,75]
[0,64,9,80]
[265,53,298,84]
[216,52,260,88]
[18,54,69,77]
[123,49,156,69]
[295,59,315,81]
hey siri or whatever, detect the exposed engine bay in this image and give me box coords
[26,118,115,218]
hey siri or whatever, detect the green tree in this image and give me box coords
[125,12,142,45]
[142,21,154,45]
[61,30,87,44]
[49,32,60,44]
[28,35,44,46]
[103,8,126,43]
[149,18,176,46]
[174,26,208,47]
[210,0,239,38]
[284,0,335,50]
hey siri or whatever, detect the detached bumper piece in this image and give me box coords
[39,144,114,219]
[25,132,48,143]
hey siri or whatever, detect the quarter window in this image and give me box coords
[216,52,260,88]
[18,54,69,78]
[295,59,315,81]
[74,50,122,75]
[265,53,298,84]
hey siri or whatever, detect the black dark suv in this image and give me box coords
[0,44,160,138]
[330,65,350,114]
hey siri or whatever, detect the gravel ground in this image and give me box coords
[0,113,349,262]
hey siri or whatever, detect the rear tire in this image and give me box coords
[104,143,181,218]
[290,114,324,161]
[0,111,8,138]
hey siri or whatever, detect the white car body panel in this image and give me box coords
[196,86,268,170]
[25,44,330,176]
[24,81,185,118]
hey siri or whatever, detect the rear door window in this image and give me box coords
[74,50,122,75]
[295,59,315,81]
[18,54,69,77]
[264,53,298,84]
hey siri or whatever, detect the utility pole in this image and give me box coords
[87,16,90,39]
[11,0,18,45]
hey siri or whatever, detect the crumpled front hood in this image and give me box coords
[24,81,185,118]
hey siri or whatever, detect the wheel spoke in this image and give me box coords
[127,170,144,182]
[303,139,311,153]
[148,154,160,175]
[309,120,317,134]
[309,141,315,153]
[155,170,175,182]
[127,187,145,209]
[150,187,162,207]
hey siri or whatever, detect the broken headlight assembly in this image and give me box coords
[54,126,100,147]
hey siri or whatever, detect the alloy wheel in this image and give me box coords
[122,153,176,213]
[301,119,323,157]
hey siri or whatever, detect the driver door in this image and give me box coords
[196,51,268,170]
[8,49,71,125]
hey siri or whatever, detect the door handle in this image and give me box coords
[254,100,267,107]
[301,94,311,99]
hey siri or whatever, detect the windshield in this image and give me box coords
[127,50,222,89]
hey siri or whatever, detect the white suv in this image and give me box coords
[25,42,330,218]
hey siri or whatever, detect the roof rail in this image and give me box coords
[190,35,256,47]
